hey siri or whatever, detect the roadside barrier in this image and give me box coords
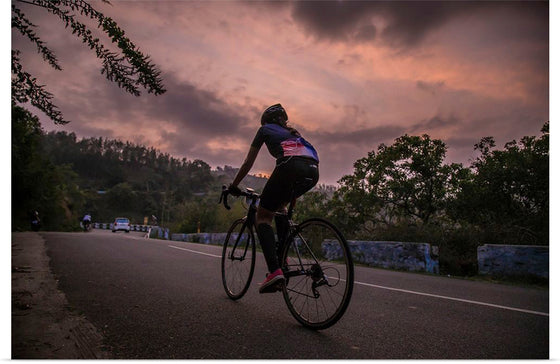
[171,233,440,274]
[92,223,170,240]
[171,232,550,278]
[478,244,548,279]
[92,223,152,232]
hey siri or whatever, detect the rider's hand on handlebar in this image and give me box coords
[228,184,242,197]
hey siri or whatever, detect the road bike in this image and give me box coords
[219,186,354,330]
[82,220,92,232]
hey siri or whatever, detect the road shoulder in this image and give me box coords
[12,232,110,359]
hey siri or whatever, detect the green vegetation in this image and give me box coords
[12,103,548,276]
[11,105,266,233]
[10,1,549,278]
[294,124,549,275]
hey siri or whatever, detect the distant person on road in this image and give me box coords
[30,210,40,231]
[145,215,158,239]
[82,213,92,230]
[229,104,319,293]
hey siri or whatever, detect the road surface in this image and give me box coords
[37,229,549,359]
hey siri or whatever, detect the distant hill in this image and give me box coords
[212,165,268,192]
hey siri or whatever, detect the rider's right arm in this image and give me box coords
[231,145,260,188]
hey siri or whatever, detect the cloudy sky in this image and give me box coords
[12,0,549,185]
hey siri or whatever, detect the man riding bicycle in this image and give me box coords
[229,104,319,293]
[82,213,92,230]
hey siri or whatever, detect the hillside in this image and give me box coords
[12,112,268,232]
[212,165,268,192]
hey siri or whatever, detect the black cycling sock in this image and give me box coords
[274,214,290,258]
[256,223,280,273]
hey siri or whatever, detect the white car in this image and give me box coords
[112,217,131,233]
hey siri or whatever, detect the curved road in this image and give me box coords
[41,229,548,359]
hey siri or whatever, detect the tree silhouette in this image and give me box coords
[12,0,166,124]
[336,134,469,230]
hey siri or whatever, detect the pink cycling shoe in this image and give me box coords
[259,268,285,294]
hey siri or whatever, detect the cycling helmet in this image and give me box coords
[261,103,288,125]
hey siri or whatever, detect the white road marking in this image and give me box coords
[168,245,222,258]
[167,244,548,317]
[353,280,549,317]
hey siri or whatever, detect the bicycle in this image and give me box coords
[219,185,354,330]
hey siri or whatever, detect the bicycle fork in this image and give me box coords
[229,224,250,261]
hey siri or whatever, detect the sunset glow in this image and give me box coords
[12,1,549,185]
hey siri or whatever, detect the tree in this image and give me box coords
[12,105,85,230]
[293,189,331,223]
[453,122,549,245]
[12,0,166,124]
[105,182,137,213]
[336,134,469,238]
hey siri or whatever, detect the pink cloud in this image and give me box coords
[12,1,548,185]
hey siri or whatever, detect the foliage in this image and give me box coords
[39,131,219,224]
[332,126,548,275]
[172,192,247,234]
[452,122,549,245]
[12,105,85,230]
[292,185,334,223]
[14,120,268,231]
[12,0,166,124]
[335,134,471,238]
[12,101,548,276]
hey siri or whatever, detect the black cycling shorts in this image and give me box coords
[259,157,319,212]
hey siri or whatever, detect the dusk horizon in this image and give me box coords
[11,1,549,185]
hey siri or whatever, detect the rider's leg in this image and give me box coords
[257,162,291,275]
[256,206,280,273]
[274,204,290,259]
[256,206,286,293]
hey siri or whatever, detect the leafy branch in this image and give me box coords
[12,5,61,71]
[12,0,166,124]
[12,50,66,124]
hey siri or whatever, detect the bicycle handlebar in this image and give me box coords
[219,185,260,210]
[219,185,232,210]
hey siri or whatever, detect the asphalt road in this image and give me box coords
[41,229,549,359]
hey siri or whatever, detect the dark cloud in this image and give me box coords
[309,124,405,149]
[290,1,548,47]
[445,136,480,151]
[146,74,248,137]
[409,114,459,134]
[11,0,548,186]
[291,1,375,42]
[379,2,463,47]
[416,80,445,95]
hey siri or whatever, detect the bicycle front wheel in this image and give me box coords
[281,218,354,330]
[221,218,256,300]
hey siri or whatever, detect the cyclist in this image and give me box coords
[82,213,92,230]
[229,104,319,293]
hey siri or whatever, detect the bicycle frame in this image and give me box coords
[221,187,321,277]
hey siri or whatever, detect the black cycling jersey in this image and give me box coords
[251,123,319,163]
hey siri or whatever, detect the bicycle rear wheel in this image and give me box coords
[281,218,354,330]
[221,218,256,300]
